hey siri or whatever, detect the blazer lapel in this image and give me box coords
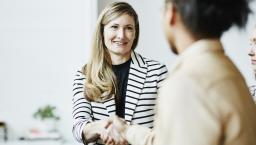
[124,51,148,124]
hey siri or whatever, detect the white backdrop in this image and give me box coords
[0,0,96,142]
[0,0,255,143]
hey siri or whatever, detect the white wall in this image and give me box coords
[0,0,96,142]
[222,2,256,85]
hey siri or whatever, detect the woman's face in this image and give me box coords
[249,26,256,70]
[103,14,135,58]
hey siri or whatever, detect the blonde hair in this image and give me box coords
[83,2,139,102]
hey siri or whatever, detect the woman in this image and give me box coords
[72,2,168,144]
[248,24,256,102]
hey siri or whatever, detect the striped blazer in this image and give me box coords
[72,51,168,144]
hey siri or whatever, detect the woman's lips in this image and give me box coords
[251,59,256,65]
[113,41,128,46]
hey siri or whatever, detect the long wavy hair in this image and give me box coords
[83,2,140,102]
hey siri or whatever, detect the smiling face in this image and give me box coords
[249,25,256,73]
[103,14,136,61]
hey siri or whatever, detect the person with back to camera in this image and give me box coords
[102,0,256,145]
[72,2,168,145]
[248,24,256,103]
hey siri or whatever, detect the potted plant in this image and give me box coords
[33,105,60,132]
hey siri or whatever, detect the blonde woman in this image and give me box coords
[72,2,168,145]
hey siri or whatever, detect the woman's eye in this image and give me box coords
[249,52,255,57]
[127,27,134,31]
[111,25,118,29]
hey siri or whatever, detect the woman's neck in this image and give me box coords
[110,52,131,65]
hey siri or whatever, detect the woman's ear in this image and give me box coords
[165,2,177,25]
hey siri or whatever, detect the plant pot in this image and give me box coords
[35,119,57,132]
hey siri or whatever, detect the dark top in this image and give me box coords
[112,58,131,118]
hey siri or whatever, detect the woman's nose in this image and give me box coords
[117,29,125,38]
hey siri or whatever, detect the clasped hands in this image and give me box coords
[100,115,129,145]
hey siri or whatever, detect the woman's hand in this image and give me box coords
[82,119,110,143]
[100,115,128,145]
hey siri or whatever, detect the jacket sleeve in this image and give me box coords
[125,125,155,145]
[157,64,168,89]
[72,70,93,143]
[154,76,222,145]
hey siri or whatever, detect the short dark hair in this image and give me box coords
[165,0,252,38]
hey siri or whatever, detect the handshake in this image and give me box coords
[100,115,129,145]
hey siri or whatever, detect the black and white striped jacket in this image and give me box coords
[72,51,168,144]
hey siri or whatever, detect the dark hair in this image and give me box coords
[165,0,252,38]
